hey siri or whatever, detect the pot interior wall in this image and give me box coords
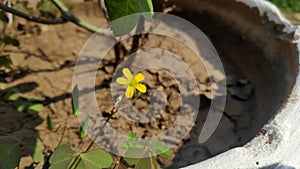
[158,0,299,168]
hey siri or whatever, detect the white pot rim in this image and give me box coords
[182,0,300,168]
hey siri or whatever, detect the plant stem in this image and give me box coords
[57,124,67,147]
[70,116,111,169]
[68,155,81,169]
[51,0,69,13]
[0,3,67,24]
[51,0,110,35]
[0,1,110,35]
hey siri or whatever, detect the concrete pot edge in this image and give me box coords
[181,0,300,168]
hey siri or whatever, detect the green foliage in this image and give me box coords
[0,130,45,168]
[128,132,138,141]
[50,144,113,169]
[154,140,171,158]
[27,103,44,115]
[268,0,300,12]
[124,148,152,169]
[15,3,31,15]
[105,0,154,36]
[0,55,13,68]
[121,133,171,169]
[0,143,21,169]
[0,11,9,23]
[37,0,57,14]
[3,88,44,114]
[23,138,45,162]
[151,156,158,169]
[72,85,79,116]
[47,113,53,131]
[49,144,76,169]
[121,132,143,149]
[79,149,113,168]
[79,116,90,138]
[3,36,20,47]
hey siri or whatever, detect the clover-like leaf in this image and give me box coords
[72,85,79,116]
[154,140,171,158]
[79,116,90,138]
[23,138,44,163]
[27,104,44,115]
[47,114,53,131]
[0,55,12,68]
[5,93,20,101]
[105,0,153,36]
[80,149,113,169]
[135,157,152,169]
[124,148,148,166]
[9,129,33,141]
[138,0,153,20]
[0,142,21,169]
[128,132,138,141]
[49,144,76,169]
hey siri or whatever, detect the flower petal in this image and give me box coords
[134,84,146,93]
[123,68,132,81]
[125,86,134,98]
[116,77,129,84]
[133,73,144,82]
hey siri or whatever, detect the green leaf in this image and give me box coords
[73,159,85,169]
[128,132,138,141]
[154,140,171,158]
[72,85,79,116]
[49,144,76,169]
[37,0,56,14]
[124,148,147,166]
[80,149,113,168]
[151,156,158,169]
[79,116,90,138]
[120,141,143,149]
[268,0,300,12]
[0,143,21,169]
[10,130,33,141]
[0,55,12,68]
[27,104,44,115]
[135,158,151,169]
[3,36,20,47]
[138,0,153,20]
[5,93,20,101]
[0,11,9,23]
[15,3,31,15]
[47,114,53,131]
[104,0,153,36]
[17,104,26,112]
[23,138,44,163]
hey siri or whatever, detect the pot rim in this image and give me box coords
[182,0,300,168]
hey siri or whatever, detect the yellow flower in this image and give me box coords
[116,68,147,98]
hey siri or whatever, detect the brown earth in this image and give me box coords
[1,1,299,169]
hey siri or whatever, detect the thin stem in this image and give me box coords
[69,116,111,169]
[0,3,67,24]
[0,1,110,35]
[51,0,69,13]
[84,116,111,152]
[118,94,141,111]
[51,0,110,35]
[57,124,67,147]
[68,155,81,169]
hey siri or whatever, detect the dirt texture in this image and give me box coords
[1,1,299,169]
